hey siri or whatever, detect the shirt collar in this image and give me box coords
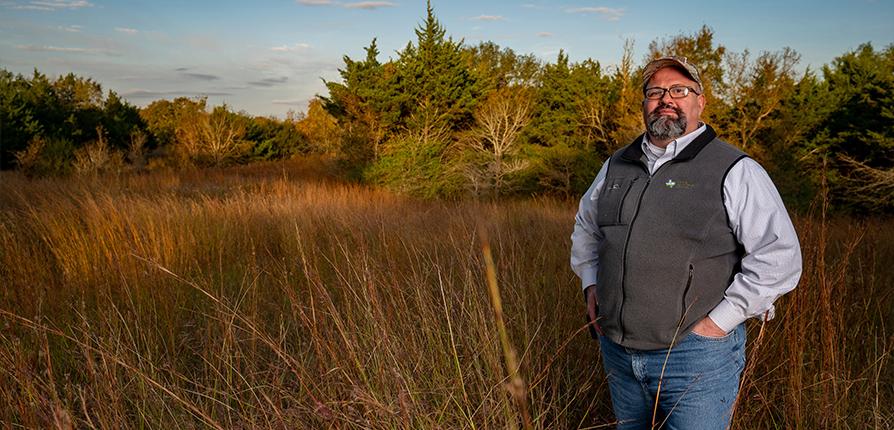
[642,123,707,158]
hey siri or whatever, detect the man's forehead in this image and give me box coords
[648,66,698,85]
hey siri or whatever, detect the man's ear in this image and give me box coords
[697,93,706,113]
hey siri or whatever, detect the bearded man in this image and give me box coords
[570,56,802,429]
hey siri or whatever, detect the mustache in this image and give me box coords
[649,102,683,117]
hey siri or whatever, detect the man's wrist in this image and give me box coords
[583,284,596,301]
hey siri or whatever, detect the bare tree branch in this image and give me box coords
[465,86,533,195]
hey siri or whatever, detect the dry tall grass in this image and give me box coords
[0,159,891,429]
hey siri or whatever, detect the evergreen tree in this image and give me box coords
[358,1,482,196]
[324,38,402,166]
[812,43,894,211]
[524,52,612,196]
[0,68,147,172]
[102,91,144,150]
[0,70,40,168]
[396,0,482,135]
[245,115,308,161]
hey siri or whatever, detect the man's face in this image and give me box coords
[642,67,706,144]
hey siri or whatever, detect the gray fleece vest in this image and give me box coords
[595,125,747,350]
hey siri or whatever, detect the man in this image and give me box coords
[570,56,802,429]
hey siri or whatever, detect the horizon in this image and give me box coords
[1,0,892,118]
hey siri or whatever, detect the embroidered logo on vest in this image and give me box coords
[665,179,695,189]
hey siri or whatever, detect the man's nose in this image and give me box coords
[660,91,676,103]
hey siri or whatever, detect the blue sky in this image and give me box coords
[1,0,891,117]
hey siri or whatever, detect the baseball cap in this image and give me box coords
[642,56,703,92]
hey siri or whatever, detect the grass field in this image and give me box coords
[0,159,891,429]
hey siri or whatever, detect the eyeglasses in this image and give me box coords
[644,85,700,100]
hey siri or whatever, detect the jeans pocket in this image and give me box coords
[690,329,735,342]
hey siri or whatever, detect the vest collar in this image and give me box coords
[621,124,718,163]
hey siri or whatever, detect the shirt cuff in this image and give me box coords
[580,268,598,292]
[708,299,748,333]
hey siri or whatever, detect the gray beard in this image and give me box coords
[646,106,687,141]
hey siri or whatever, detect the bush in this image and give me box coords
[365,135,464,198]
[14,136,76,177]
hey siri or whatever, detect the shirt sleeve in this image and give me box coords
[708,157,803,332]
[570,160,610,292]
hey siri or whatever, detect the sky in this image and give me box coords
[1,0,892,118]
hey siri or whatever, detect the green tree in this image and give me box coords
[365,134,463,198]
[526,52,611,150]
[102,91,144,150]
[466,41,540,91]
[0,70,41,168]
[324,38,402,165]
[348,1,484,195]
[140,97,207,149]
[1,68,146,172]
[810,43,894,211]
[756,70,835,210]
[244,114,308,162]
[395,0,482,135]
[524,51,611,196]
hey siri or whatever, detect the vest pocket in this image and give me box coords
[596,177,636,226]
[681,263,694,320]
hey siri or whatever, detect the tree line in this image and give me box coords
[1,3,891,212]
[0,71,338,174]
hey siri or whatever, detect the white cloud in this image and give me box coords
[566,6,624,21]
[16,44,116,55]
[9,0,93,11]
[18,45,87,52]
[343,1,396,10]
[115,27,138,34]
[536,31,553,37]
[58,24,82,32]
[270,43,312,52]
[471,15,505,21]
[296,0,332,4]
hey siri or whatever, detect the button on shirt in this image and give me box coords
[570,125,803,333]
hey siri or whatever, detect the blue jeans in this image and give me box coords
[599,324,746,429]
